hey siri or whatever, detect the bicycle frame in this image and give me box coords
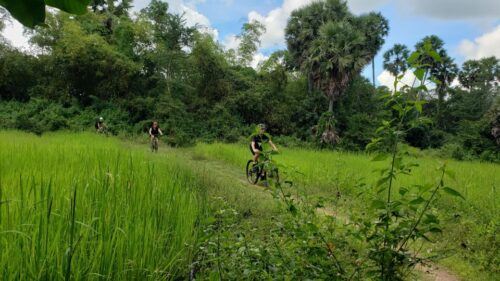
[247,150,279,185]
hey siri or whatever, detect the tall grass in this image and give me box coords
[194,143,499,219]
[0,132,205,280]
[193,142,500,278]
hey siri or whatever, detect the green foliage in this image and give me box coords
[286,0,388,112]
[383,44,410,76]
[459,57,499,90]
[237,20,265,66]
[0,132,206,280]
[0,0,90,27]
[0,1,497,159]
[0,45,37,101]
[358,49,464,280]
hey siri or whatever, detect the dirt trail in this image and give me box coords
[165,147,460,281]
[416,264,460,281]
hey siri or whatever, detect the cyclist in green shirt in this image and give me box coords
[249,124,278,163]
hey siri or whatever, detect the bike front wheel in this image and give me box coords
[246,160,260,184]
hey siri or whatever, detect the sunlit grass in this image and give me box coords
[0,131,205,280]
[194,142,499,219]
[193,142,499,279]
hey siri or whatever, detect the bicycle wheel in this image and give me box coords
[151,138,158,152]
[246,160,260,184]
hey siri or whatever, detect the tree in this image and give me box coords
[0,7,7,31]
[414,36,457,128]
[0,0,90,27]
[141,0,195,51]
[458,57,499,90]
[0,46,36,101]
[237,20,265,66]
[285,0,388,143]
[383,44,410,77]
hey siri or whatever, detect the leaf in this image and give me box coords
[399,187,409,196]
[45,0,90,15]
[414,101,423,113]
[392,104,404,114]
[407,51,420,65]
[428,227,442,233]
[376,176,390,188]
[442,187,465,200]
[0,0,45,28]
[429,50,442,62]
[414,68,425,81]
[424,214,439,224]
[410,197,425,205]
[0,0,90,27]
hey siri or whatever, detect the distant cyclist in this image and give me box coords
[95,117,107,133]
[149,121,163,152]
[250,124,278,162]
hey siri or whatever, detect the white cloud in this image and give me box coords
[458,25,500,60]
[247,0,391,50]
[247,0,314,49]
[251,52,269,69]
[155,0,219,39]
[2,19,29,50]
[222,34,240,50]
[377,70,417,91]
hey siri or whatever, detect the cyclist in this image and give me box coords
[95,117,107,133]
[149,121,163,151]
[250,124,278,163]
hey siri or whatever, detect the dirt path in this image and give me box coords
[416,264,460,281]
[165,147,460,281]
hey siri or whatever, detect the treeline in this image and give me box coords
[0,0,498,161]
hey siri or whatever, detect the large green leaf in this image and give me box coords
[442,187,465,200]
[0,0,90,28]
[45,0,89,15]
[0,0,45,28]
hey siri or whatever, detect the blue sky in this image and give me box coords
[131,0,499,85]
[3,0,499,86]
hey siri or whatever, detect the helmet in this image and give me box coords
[99,117,104,121]
[257,123,267,130]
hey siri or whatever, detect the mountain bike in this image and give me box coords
[246,150,279,185]
[96,125,110,136]
[151,136,160,152]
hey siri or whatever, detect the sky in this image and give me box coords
[2,0,500,87]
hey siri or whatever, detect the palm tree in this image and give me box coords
[286,0,388,113]
[414,36,457,127]
[383,44,410,77]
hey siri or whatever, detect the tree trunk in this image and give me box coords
[327,81,336,112]
[436,85,445,129]
[372,60,376,87]
[308,72,313,94]
[328,98,334,112]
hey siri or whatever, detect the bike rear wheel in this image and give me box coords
[151,138,159,152]
[246,160,261,184]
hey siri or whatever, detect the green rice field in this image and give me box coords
[1,132,498,280]
[0,132,205,280]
